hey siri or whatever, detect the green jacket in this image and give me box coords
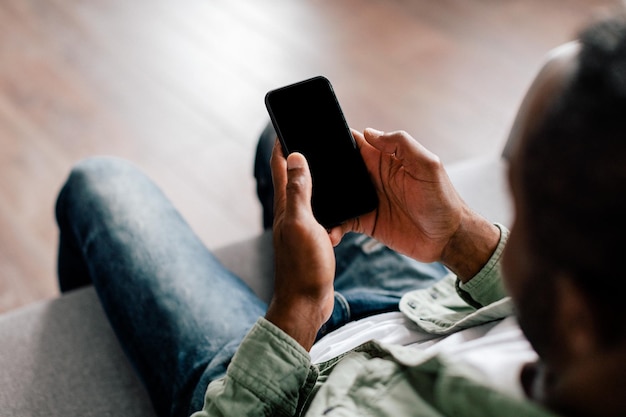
[191,226,556,417]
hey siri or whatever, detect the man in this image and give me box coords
[56,14,626,417]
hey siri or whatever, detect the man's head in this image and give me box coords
[503,12,626,413]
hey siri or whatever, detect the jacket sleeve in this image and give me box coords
[191,317,319,417]
[399,223,513,335]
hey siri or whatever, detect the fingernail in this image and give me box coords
[287,152,305,169]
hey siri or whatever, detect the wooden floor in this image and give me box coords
[0,0,615,313]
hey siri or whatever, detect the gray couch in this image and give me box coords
[0,150,512,417]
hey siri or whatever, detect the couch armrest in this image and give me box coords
[0,288,155,417]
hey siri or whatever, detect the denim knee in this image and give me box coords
[56,157,141,222]
[55,157,144,291]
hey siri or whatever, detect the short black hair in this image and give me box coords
[520,14,626,345]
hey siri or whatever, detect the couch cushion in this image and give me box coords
[213,229,274,303]
[0,288,156,417]
[447,157,513,228]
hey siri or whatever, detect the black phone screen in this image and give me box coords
[265,76,378,228]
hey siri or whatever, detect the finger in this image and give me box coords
[363,128,440,178]
[327,226,346,247]
[285,152,314,221]
[351,128,366,149]
[352,128,377,157]
[329,213,367,241]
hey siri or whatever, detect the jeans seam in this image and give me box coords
[334,291,351,322]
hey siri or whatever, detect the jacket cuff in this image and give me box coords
[204,317,318,416]
[456,223,509,308]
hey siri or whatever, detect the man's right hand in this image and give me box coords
[265,141,336,351]
[333,129,499,281]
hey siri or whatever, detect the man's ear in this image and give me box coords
[554,274,598,360]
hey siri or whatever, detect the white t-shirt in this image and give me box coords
[310,313,536,400]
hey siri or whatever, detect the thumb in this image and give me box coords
[285,152,314,220]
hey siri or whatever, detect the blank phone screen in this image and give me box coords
[265,76,378,228]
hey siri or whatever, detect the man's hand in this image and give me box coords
[333,129,499,281]
[265,141,336,351]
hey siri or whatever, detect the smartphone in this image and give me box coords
[265,76,378,228]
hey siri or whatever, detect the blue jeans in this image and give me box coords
[56,155,446,417]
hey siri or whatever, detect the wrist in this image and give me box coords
[265,295,333,351]
[440,207,500,283]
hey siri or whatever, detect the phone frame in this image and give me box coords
[265,76,378,228]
